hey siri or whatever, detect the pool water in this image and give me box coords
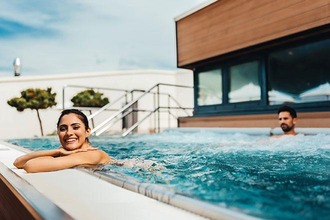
[7,130,330,220]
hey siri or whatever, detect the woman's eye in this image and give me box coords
[73,126,80,130]
[59,127,67,132]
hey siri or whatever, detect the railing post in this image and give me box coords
[62,86,66,109]
[168,94,171,128]
[153,92,156,133]
[157,84,160,133]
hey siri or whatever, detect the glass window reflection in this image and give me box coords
[229,61,260,103]
[268,38,330,105]
[197,70,222,106]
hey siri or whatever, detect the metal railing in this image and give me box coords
[62,83,193,136]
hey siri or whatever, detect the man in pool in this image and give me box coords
[277,105,297,136]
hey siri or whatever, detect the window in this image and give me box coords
[197,70,222,106]
[268,38,330,105]
[229,61,260,103]
[194,36,330,117]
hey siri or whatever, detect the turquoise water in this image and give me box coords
[7,130,330,220]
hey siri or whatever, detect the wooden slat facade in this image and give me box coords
[176,0,330,68]
[178,112,330,128]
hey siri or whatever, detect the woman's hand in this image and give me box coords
[57,146,98,156]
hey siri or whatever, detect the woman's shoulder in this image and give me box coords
[90,149,111,164]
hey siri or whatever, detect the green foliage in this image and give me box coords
[71,89,109,107]
[7,88,57,136]
[7,88,57,112]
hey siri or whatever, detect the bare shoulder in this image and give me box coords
[85,149,110,164]
[67,150,110,164]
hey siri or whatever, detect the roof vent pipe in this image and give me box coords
[13,57,21,76]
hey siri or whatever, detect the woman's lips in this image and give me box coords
[65,138,77,143]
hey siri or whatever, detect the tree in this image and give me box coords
[71,89,109,107]
[7,88,57,136]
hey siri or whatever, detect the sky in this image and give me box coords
[0,0,207,76]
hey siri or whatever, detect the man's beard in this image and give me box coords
[281,123,294,132]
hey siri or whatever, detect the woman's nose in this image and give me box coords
[66,127,74,135]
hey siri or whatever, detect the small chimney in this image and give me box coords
[13,57,21,76]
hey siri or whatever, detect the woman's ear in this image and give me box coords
[86,128,91,137]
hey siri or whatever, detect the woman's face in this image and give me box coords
[57,113,90,151]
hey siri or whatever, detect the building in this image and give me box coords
[175,0,330,128]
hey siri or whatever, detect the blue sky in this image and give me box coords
[0,0,207,76]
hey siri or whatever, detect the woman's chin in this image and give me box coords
[63,144,80,151]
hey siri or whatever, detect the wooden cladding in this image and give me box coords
[178,112,330,128]
[176,0,330,68]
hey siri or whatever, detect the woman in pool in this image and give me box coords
[14,109,111,173]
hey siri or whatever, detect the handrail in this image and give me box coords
[63,83,193,136]
[88,90,176,121]
[87,93,129,120]
[121,105,194,137]
[91,83,173,134]
[94,83,192,136]
[90,85,158,135]
[122,109,157,137]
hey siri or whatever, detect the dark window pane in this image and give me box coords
[268,39,330,105]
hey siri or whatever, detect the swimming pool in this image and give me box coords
[6,129,330,220]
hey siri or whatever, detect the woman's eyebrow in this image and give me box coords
[59,123,81,127]
[70,123,81,126]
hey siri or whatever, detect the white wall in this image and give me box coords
[0,69,193,139]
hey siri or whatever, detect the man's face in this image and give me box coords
[278,111,296,132]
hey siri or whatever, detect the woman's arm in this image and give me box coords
[22,150,110,173]
[13,149,61,168]
[13,147,93,169]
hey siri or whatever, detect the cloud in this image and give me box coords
[0,0,207,76]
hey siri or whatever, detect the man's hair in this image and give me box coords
[277,105,297,118]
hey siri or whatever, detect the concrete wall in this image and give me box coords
[0,69,193,139]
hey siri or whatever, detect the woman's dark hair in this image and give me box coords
[57,109,90,130]
[277,105,297,118]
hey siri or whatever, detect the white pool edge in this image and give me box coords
[82,168,259,220]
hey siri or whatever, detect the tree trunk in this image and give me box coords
[36,109,44,136]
